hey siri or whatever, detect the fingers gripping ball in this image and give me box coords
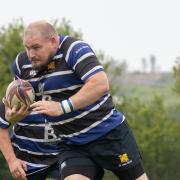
[6,79,35,109]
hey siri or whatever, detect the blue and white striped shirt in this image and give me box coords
[0,35,125,175]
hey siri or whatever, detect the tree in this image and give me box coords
[173,58,180,96]
[150,55,156,73]
[0,19,25,98]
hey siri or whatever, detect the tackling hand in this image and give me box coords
[8,158,27,180]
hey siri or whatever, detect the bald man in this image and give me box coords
[0,21,104,180]
[0,20,148,180]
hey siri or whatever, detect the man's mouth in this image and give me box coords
[32,60,39,64]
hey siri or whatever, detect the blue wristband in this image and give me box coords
[60,98,74,114]
[67,98,74,112]
[60,101,66,114]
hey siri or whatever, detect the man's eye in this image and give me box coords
[33,47,40,50]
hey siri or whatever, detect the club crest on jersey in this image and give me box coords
[48,61,55,70]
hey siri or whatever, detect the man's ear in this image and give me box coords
[51,36,58,45]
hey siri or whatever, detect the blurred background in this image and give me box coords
[0,0,180,179]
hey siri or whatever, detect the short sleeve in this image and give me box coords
[0,102,10,129]
[12,53,21,79]
[64,40,104,82]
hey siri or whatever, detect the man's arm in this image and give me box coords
[30,71,109,116]
[0,128,17,165]
[0,128,27,179]
[70,71,109,110]
[0,101,27,179]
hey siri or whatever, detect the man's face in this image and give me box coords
[23,33,55,71]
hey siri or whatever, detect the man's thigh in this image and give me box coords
[59,151,104,180]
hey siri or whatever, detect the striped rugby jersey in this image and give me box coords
[0,35,125,175]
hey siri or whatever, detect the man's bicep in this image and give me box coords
[85,71,110,91]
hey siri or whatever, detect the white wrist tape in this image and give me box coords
[60,98,74,114]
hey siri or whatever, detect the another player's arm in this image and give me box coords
[0,102,27,179]
[0,129,27,179]
[0,102,15,164]
[0,127,16,165]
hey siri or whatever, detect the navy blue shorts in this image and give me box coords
[27,162,60,180]
[58,120,145,180]
[58,151,104,180]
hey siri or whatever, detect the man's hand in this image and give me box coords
[8,158,27,180]
[30,100,62,116]
[3,98,29,124]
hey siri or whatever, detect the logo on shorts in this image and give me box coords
[61,161,67,170]
[118,153,132,167]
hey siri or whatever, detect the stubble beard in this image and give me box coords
[32,54,54,72]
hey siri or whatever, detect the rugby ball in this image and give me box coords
[6,79,35,109]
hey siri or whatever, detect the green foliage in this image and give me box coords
[0,19,25,98]
[0,154,12,179]
[96,50,127,94]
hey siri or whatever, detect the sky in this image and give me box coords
[0,0,180,72]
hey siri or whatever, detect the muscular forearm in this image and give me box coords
[0,128,16,164]
[70,71,109,110]
[0,128,27,179]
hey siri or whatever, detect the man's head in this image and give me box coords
[23,20,59,71]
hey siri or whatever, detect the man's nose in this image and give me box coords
[28,49,35,59]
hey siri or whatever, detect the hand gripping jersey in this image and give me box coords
[0,35,125,175]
